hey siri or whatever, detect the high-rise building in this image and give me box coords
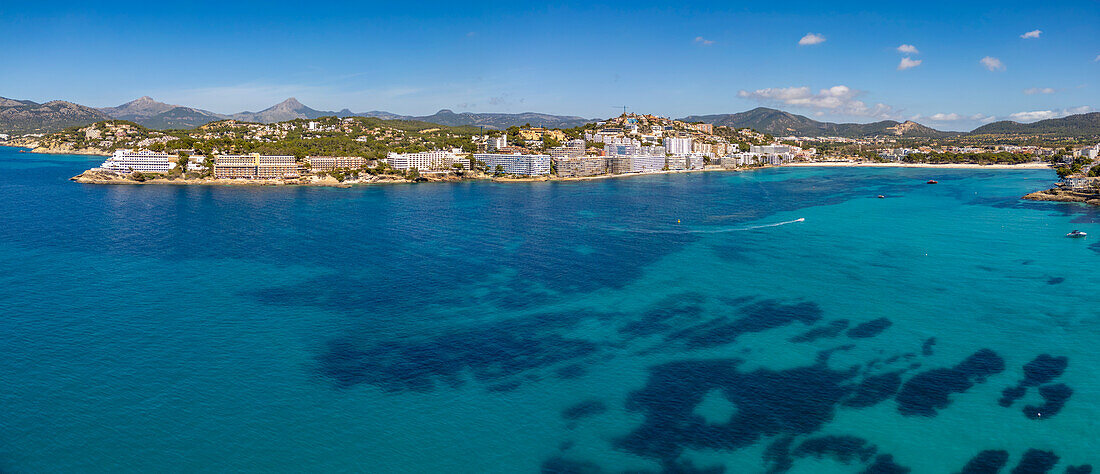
[488,136,507,150]
[664,137,693,155]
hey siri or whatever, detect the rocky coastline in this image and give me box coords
[1022,187,1100,206]
[69,169,478,187]
[1,140,110,156]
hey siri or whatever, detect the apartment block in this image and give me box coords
[307,156,366,172]
[99,149,175,173]
[214,154,298,179]
[473,153,551,176]
[555,157,607,178]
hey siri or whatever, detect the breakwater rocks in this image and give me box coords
[1022,187,1100,206]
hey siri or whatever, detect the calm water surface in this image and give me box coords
[0,146,1097,473]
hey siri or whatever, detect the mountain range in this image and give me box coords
[3,95,1098,140]
[681,108,955,138]
[88,97,595,131]
[969,112,1100,136]
[0,98,108,134]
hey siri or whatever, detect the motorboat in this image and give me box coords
[927,180,938,184]
[877,195,885,199]
[1067,230,1087,238]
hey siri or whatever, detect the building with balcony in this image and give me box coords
[385,150,456,171]
[664,137,692,155]
[307,156,366,172]
[99,149,175,173]
[214,154,298,179]
[473,153,551,176]
[554,157,607,178]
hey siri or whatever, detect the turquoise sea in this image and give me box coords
[0,146,1097,473]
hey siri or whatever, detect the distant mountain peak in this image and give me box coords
[278,97,303,108]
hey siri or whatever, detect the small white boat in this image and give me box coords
[1066,230,1087,238]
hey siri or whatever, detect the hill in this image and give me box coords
[0,98,109,134]
[968,112,1100,138]
[393,109,594,129]
[681,107,953,138]
[227,98,341,123]
[3,95,595,133]
[98,96,225,129]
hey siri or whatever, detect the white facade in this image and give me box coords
[488,136,507,150]
[99,149,175,173]
[663,137,692,155]
[474,154,551,176]
[187,155,207,171]
[751,145,792,154]
[386,150,456,171]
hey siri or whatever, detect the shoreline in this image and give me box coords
[70,165,773,187]
[785,161,1052,170]
[0,143,109,156]
[1022,187,1100,206]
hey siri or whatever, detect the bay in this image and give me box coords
[0,146,1096,473]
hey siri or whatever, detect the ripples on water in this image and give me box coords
[0,148,1096,472]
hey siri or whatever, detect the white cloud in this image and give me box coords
[1023,87,1056,95]
[1010,110,1057,121]
[799,33,826,46]
[1095,54,1100,62]
[928,113,962,121]
[1020,29,1042,39]
[980,56,1005,71]
[896,44,919,54]
[694,36,715,46]
[737,85,895,118]
[1009,106,1094,122]
[897,57,922,70]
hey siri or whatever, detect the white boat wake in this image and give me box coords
[609,217,805,234]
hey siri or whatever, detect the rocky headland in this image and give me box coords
[1022,187,1100,206]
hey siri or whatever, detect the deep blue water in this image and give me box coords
[1,146,1098,473]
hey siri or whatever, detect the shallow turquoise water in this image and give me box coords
[0,146,1096,472]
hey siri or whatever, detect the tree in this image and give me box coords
[543,135,562,149]
[406,167,420,181]
[176,152,190,173]
[494,164,505,176]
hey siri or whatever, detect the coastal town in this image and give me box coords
[3,113,1099,197]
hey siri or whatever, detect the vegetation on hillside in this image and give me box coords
[903,152,1042,165]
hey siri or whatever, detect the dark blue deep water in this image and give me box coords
[1,147,1098,472]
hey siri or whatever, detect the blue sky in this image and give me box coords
[1,0,1097,131]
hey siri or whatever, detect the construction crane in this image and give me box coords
[613,105,629,116]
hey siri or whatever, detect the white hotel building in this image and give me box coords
[473,154,551,176]
[99,149,176,173]
[385,150,457,171]
[664,137,693,155]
